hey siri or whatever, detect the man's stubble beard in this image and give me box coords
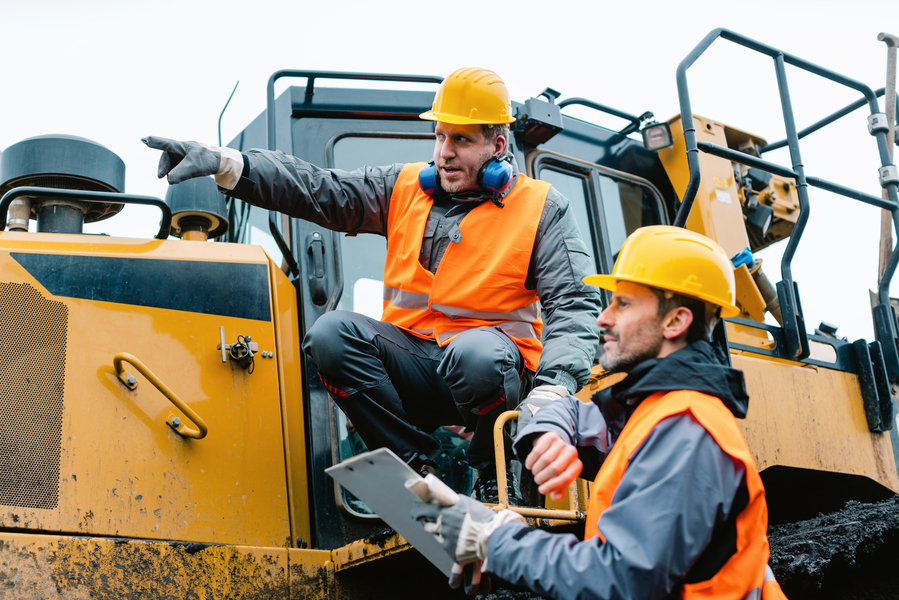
[437,147,496,195]
[599,318,665,373]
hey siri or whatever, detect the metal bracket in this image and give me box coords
[879,164,899,187]
[217,326,258,371]
[868,113,890,134]
[852,339,896,432]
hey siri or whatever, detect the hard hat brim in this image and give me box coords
[419,110,515,125]
[583,273,741,318]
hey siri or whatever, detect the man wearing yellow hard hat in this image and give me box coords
[142,68,601,501]
[412,226,788,598]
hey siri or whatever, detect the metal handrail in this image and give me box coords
[492,410,584,522]
[0,187,172,239]
[114,352,208,439]
[268,211,300,278]
[262,69,443,284]
[558,97,652,136]
[761,88,893,153]
[672,28,899,361]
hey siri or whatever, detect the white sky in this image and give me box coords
[2,0,899,342]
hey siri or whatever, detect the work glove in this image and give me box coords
[141,136,244,189]
[514,384,568,434]
[410,475,525,595]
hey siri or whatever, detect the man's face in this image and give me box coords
[433,122,500,194]
[597,281,666,373]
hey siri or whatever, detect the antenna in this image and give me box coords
[218,81,240,146]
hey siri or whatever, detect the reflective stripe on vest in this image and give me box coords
[430,301,541,323]
[741,566,787,600]
[584,390,773,599]
[381,162,550,371]
[383,286,430,310]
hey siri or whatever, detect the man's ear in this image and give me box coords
[662,306,693,340]
[493,134,507,158]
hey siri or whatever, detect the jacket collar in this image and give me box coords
[591,341,749,443]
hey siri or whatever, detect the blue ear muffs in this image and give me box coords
[418,161,443,196]
[419,157,514,196]
[477,157,514,194]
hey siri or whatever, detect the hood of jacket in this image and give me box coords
[591,341,749,443]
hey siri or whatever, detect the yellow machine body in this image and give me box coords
[0,233,311,548]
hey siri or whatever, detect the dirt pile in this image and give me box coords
[769,495,899,599]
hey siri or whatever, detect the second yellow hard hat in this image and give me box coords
[584,225,740,317]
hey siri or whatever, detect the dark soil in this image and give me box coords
[769,495,899,599]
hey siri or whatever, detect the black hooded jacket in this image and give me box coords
[592,340,749,446]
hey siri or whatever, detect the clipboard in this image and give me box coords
[325,448,455,576]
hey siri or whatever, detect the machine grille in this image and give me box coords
[0,283,67,510]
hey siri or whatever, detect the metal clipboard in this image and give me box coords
[325,448,454,576]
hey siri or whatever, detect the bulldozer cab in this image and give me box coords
[222,71,675,546]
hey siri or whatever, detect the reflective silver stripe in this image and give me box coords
[495,321,538,339]
[740,565,777,600]
[383,286,430,310]
[410,328,433,335]
[742,587,761,600]
[437,321,538,343]
[430,301,541,322]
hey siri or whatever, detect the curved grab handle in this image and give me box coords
[491,410,584,522]
[0,186,172,239]
[113,352,208,439]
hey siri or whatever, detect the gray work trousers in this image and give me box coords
[302,310,534,470]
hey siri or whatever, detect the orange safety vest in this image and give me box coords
[381,162,550,371]
[585,390,788,600]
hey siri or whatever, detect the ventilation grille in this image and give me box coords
[0,283,67,510]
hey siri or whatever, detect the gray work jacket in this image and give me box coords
[227,149,601,393]
[490,397,746,599]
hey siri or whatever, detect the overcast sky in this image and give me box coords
[2,0,899,342]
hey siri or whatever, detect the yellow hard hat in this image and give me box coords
[584,225,740,317]
[420,67,515,125]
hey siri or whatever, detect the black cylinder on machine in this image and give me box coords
[165,176,230,241]
[0,134,126,234]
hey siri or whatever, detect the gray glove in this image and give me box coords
[410,475,525,594]
[142,136,221,184]
[412,495,498,563]
[513,384,568,435]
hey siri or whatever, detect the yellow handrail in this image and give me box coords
[492,409,584,523]
[113,352,209,440]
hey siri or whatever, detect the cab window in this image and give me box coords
[330,135,434,319]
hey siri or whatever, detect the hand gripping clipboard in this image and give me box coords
[325,448,455,576]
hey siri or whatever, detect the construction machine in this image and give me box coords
[0,29,897,599]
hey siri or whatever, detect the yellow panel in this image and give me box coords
[0,234,291,548]
[734,354,899,492]
[733,263,766,322]
[0,531,334,599]
[331,532,412,571]
[270,259,312,547]
[659,115,751,257]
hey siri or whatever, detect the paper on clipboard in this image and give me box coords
[325,448,455,576]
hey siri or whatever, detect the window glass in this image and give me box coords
[599,175,665,258]
[537,168,599,273]
[332,136,435,316]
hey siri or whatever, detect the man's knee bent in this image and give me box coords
[439,328,521,399]
[302,310,369,374]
